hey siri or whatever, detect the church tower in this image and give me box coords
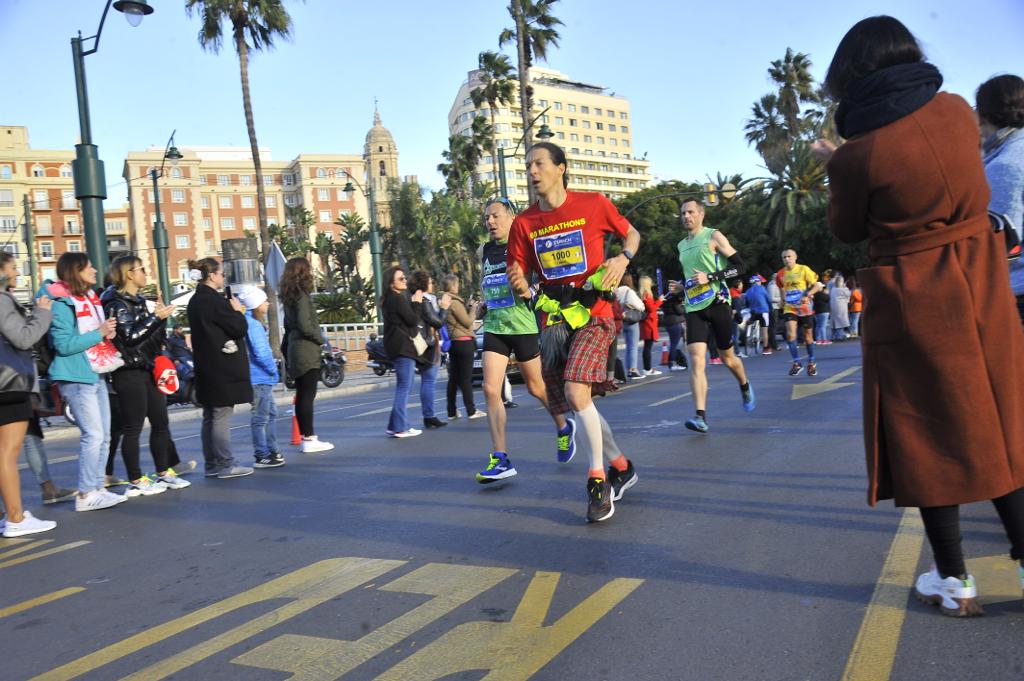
[363,105,399,229]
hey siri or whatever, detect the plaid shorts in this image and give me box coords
[543,316,616,415]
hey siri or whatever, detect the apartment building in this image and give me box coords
[448,66,652,203]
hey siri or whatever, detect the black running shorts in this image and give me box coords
[483,332,540,362]
[685,302,734,350]
[782,312,813,330]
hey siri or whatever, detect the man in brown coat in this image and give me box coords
[815,15,1024,616]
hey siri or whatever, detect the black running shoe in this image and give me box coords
[586,477,614,523]
[607,460,638,501]
[254,454,285,469]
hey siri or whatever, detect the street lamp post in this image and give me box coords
[496,107,554,200]
[71,0,153,284]
[342,173,383,317]
[149,131,182,302]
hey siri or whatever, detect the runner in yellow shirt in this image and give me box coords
[774,249,824,376]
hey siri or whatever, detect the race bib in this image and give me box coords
[684,277,714,306]
[784,289,804,305]
[482,273,516,309]
[535,230,587,280]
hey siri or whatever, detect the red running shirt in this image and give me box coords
[507,192,630,318]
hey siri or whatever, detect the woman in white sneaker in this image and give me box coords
[39,253,127,512]
[638,275,664,376]
[382,266,424,438]
[0,252,58,536]
[280,257,333,454]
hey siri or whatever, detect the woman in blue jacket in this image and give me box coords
[41,253,127,512]
[237,287,283,469]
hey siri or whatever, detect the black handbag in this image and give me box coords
[622,307,645,324]
[0,330,36,405]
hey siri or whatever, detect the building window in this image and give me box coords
[219,195,232,209]
[40,242,54,259]
[319,210,331,222]
[597,136,605,144]
[608,110,616,118]
[199,174,207,185]
[596,122,604,131]
[317,188,329,201]
[172,167,184,179]
[623,139,630,147]
[584,135,592,143]
[265,195,276,208]
[0,165,11,180]
[241,194,255,208]
[556,132,565,140]
[217,174,230,186]
[569,119,577,127]
[173,212,187,226]
[64,217,80,234]
[60,164,73,178]
[0,216,16,233]
[571,147,579,154]
[582,120,591,129]
[68,240,82,252]
[595,108,603,116]
[220,217,235,230]
[609,139,617,146]
[585,149,593,156]
[240,174,252,186]
[105,220,125,233]
[317,168,327,178]
[36,216,51,235]
[553,102,562,110]
[337,188,348,201]
[284,195,297,207]
[581,105,589,114]
[621,126,628,134]
[33,190,49,209]
[568,104,576,113]
[61,191,76,210]
[31,164,45,177]
[202,218,212,230]
[176,235,189,249]
[620,112,628,120]
[0,189,12,207]
[205,238,214,253]
[379,161,387,177]
[263,175,272,185]
[171,189,185,203]
[284,173,294,186]
[201,195,210,208]
[538,99,548,107]
[338,209,351,220]
[243,216,256,230]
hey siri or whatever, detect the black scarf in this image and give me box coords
[835,62,943,139]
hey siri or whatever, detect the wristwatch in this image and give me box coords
[622,249,634,261]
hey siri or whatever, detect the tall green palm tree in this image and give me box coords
[469,115,495,186]
[470,50,517,182]
[768,48,817,139]
[185,0,295,353]
[744,93,789,176]
[313,232,336,293]
[438,134,481,200]
[500,0,562,201]
[763,142,827,243]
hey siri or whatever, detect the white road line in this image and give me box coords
[648,391,691,407]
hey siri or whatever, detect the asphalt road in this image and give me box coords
[3,343,1022,681]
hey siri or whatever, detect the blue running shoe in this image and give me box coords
[742,384,756,412]
[476,453,517,484]
[557,419,577,464]
[685,415,709,433]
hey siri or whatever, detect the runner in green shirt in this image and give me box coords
[476,198,569,484]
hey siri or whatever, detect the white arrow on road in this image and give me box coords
[791,366,860,400]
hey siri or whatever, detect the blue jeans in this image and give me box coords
[419,362,439,419]
[666,322,686,366]
[22,433,51,486]
[250,384,279,457]
[388,356,416,433]
[814,313,830,342]
[622,323,640,374]
[59,381,111,493]
[849,312,861,335]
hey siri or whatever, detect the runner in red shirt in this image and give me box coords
[507,142,641,523]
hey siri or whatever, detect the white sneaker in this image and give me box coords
[125,475,168,497]
[468,410,487,419]
[2,511,56,538]
[301,436,335,453]
[100,488,128,505]
[157,470,191,489]
[392,428,422,438]
[76,489,122,512]
[913,567,983,617]
[644,369,663,376]
[669,365,687,371]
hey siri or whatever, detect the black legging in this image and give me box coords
[446,338,476,417]
[920,486,1024,578]
[642,339,655,371]
[295,368,319,437]
[111,368,171,480]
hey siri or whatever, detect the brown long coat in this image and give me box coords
[827,92,1024,508]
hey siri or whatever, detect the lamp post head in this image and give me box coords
[343,181,356,194]
[164,145,183,166]
[113,0,154,27]
[536,124,554,140]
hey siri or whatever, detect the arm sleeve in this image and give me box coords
[506,218,533,277]
[625,288,644,310]
[212,299,249,340]
[247,320,279,379]
[107,299,162,348]
[708,251,746,282]
[49,303,102,356]
[827,142,872,244]
[600,194,631,238]
[447,300,473,329]
[644,294,662,313]
[387,293,422,328]
[986,157,1024,239]
[297,297,323,344]
[0,296,52,350]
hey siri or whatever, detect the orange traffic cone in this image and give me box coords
[661,341,669,365]
[290,393,301,445]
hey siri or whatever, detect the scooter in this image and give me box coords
[283,345,347,389]
[167,355,202,408]
[366,333,394,376]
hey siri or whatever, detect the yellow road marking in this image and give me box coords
[33,558,404,681]
[840,508,924,681]
[0,587,85,618]
[0,538,52,559]
[0,540,91,570]
[966,554,1023,605]
[791,366,860,400]
[648,391,691,407]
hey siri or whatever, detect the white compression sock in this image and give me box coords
[599,412,622,460]
[575,403,604,473]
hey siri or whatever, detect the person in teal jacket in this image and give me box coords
[39,253,128,512]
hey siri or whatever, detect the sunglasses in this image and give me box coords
[131,266,147,274]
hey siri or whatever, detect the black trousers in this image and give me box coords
[642,339,655,371]
[447,339,476,417]
[295,368,319,437]
[920,486,1024,578]
[110,369,171,481]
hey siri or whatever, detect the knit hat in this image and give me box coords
[236,285,268,311]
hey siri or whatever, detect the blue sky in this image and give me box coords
[2,0,1022,205]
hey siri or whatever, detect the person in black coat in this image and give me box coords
[408,270,452,429]
[185,258,253,479]
[381,265,424,438]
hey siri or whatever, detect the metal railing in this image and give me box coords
[320,322,384,352]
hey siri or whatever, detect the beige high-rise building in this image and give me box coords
[448,66,652,203]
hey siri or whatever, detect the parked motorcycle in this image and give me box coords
[167,355,202,408]
[365,333,394,376]
[284,345,347,389]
